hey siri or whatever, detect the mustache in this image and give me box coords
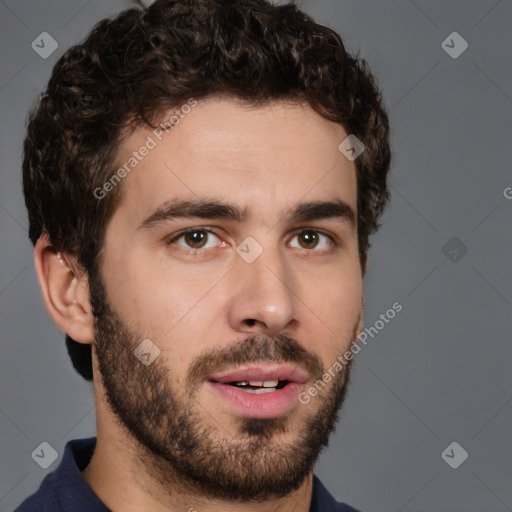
[187,334,325,390]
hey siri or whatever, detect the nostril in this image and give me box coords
[246,319,256,327]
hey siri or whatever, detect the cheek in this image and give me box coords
[122,263,223,360]
[303,258,362,310]
[300,267,362,358]
[104,243,203,319]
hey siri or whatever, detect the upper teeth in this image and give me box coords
[236,380,279,387]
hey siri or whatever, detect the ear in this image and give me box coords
[34,233,95,344]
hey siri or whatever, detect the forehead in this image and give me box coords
[112,97,357,226]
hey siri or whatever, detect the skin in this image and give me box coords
[35,96,364,512]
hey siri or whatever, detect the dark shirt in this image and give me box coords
[14,437,361,512]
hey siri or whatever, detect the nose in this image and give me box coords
[226,242,297,338]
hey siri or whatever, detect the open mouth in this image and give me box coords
[225,379,290,394]
[206,365,308,418]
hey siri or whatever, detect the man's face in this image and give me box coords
[91,97,363,500]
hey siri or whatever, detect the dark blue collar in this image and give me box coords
[15,437,360,512]
[14,437,109,512]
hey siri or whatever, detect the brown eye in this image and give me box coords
[183,230,208,248]
[172,229,221,250]
[289,230,333,252]
[298,231,319,249]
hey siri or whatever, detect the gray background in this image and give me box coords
[0,0,511,511]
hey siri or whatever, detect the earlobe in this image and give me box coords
[34,234,95,344]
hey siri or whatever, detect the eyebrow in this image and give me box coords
[136,198,356,231]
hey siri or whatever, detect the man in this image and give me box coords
[16,0,390,510]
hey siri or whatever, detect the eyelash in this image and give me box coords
[166,227,338,256]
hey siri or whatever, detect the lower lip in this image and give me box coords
[207,381,305,418]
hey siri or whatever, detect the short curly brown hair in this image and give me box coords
[23,0,391,380]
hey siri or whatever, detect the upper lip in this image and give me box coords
[208,364,309,384]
